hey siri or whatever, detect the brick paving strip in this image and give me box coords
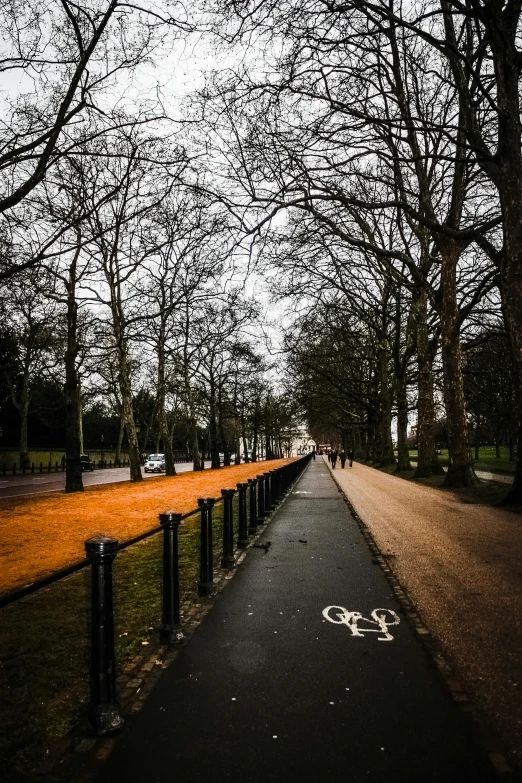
[326,457,522,773]
[53,459,503,783]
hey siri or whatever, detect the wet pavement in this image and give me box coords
[91,459,497,783]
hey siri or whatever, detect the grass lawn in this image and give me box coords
[404,446,515,475]
[0,458,290,595]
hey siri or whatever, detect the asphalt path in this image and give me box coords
[0,462,213,500]
[93,458,497,783]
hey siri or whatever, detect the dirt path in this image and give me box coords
[0,459,291,595]
[326,457,522,770]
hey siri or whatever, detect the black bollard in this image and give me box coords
[198,498,215,595]
[236,482,249,548]
[248,478,258,534]
[55,461,58,472]
[221,489,236,568]
[159,512,183,644]
[257,475,265,523]
[264,471,272,513]
[85,536,123,735]
[31,462,34,474]
[274,468,283,503]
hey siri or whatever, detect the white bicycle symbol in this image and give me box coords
[322,606,400,642]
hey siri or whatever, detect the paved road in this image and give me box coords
[0,462,213,500]
[91,459,497,782]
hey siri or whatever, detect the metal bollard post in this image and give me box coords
[236,482,249,548]
[221,489,236,568]
[85,536,123,735]
[48,461,51,473]
[39,462,42,473]
[55,461,58,472]
[198,498,215,595]
[159,512,183,644]
[2,464,5,476]
[22,463,26,474]
[31,462,34,474]
[264,471,272,513]
[248,478,258,534]
[13,463,16,475]
[274,468,283,503]
[257,475,265,523]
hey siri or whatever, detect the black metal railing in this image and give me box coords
[0,453,312,754]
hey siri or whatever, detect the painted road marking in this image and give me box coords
[322,606,400,642]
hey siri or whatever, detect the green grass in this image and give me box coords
[403,446,515,475]
[0,499,237,779]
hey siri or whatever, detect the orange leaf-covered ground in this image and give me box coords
[0,459,293,595]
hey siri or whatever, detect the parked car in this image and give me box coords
[144,453,165,473]
[80,454,95,471]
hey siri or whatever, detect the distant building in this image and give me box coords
[291,428,316,456]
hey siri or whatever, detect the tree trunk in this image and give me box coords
[115,407,124,463]
[18,394,30,470]
[413,290,440,477]
[242,421,250,462]
[64,248,84,491]
[395,368,411,471]
[120,370,142,482]
[209,377,220,469]
[218,390,231,466]
[157,339,176,476]
[440,253,477,487]
[497,182,522,502]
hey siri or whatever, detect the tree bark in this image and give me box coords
[64,245,84,492]
[209,375,220,469]
[440,252,477,487]
[413,290,442,477]
[395,367,411,471]
[157,338,176,476]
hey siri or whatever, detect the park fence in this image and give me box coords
[0,454,312,751]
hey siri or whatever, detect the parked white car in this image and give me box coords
[144,453,165,473]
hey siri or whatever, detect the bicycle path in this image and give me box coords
[94,458,497,782]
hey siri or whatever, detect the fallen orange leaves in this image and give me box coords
[0,459,294,595]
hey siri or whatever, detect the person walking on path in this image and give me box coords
[327,451,331,463]
[339,450,347,468]
[331,449,338,468]
[348,448,354,467]
[312,449,316,461]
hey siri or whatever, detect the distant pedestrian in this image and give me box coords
[327,451,331,463]
[331,449,338,469]
[61,454,66,468]
[339,450,346,468]
[312,449,316,461]
[348,448,354,468]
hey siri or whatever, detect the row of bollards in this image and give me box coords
[84,455,312,735]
